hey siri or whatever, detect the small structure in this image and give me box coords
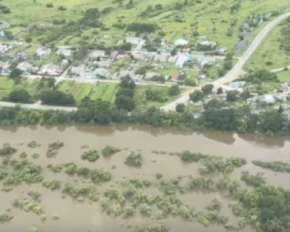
[229,81,246,89]
[256,94,276,103]
[175,55,188,68]
[198,40,217,50]
[154,53,169,62]
[174,39,188,46]
[57,48,72,57]
[217,46,227,55]
[35,47,51,57]
[70,65,86,78]
[38,64,61,76]
[110,51,119,60]
[95,60,112,68]
[171,73,180,82]
[0,21,10,30]
[17,62,33,73]
[89,50,106,58]
[280,83,290,93]
[94,68,110,78]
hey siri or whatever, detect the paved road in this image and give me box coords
[161,11,290,111]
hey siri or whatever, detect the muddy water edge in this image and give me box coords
[1,124,290,232]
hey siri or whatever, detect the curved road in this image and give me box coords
[0,11,289,112]
[161,11,290,111]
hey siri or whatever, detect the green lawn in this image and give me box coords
[245,22,290,71]
[90,83,118,103]
[57,81,93,102]
[134,85,181,110]
[277,70,290,82]
[0,77,40,99]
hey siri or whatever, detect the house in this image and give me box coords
[57,48,72,57]
[171,73,180,82]
[94,68,110,78]
[113,71,141,80]
[230,81,246,89]
[38,64,61,76]
[217,46,227,55]
[35,47,51,57]
[174,39,188,46]
[0,61,5,69]
[280,83,290,93]
[0,21,10,30]
[0,43,13,54]
[89,50,106,58]
[17,62,33,73]
[175,55,188,68]
[94,60,112,68]
[110,51,119,60]
[198,40,217,50]
[70,65,86,77]
[256,94,276,103]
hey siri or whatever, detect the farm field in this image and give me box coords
[0,77,40,99]
[245,22,290,71]
[277,70,290,82]
[2,0,290,50]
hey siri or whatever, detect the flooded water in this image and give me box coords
[1,124,290,232]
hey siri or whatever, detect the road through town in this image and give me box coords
[160,11,290,111]
[0,11,289,112]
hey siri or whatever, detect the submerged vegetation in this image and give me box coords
[0,140,289,232]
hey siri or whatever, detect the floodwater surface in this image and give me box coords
[1,124,290,232]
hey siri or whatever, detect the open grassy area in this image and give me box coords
[277,70,290,82]
[245,22,290,71]
[2,0,290,49]
[90,83,118,103]
[134,85,181,110]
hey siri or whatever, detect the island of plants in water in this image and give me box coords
[0,142,289,232]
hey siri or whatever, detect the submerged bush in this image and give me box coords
[62,182,98,202]
[48,141,64,150]
[27,190,41,201]
[252,160,290,173]
[102,146,121,157]
[124,151,142,167]
[81,150,100,162]
[28,141,39,148]
[240,171,265,187]
[42,180,61,190]
[0,212,13,223]
[0,143,17,156]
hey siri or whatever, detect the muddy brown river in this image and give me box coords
[1,124,290,232]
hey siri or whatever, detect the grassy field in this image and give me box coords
[0,77,40,99]
[245,22,290,71]
[134,85,181,110]
[2,0,290,50]
[277,70,290,82]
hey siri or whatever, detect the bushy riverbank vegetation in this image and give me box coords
[0,96,289,136]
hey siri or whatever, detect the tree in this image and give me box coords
[176,103,185,112]
[204,99,225,110]
[240,90,251,100]
[201,84,214,95]
[46,77,56,89]
[115,95,135,111]
[119,78,136,89]
[8,89,32,103]
[116,88,134,98]
[217,87,223,94]
[9,68,22,79]
[168,85,180,96]
[223,60,233,70]
[40,90,75,106]
[189,90,204,102]
[226,90,239,102]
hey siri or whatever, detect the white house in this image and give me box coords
[38,64,61,76]
[35,47,51,57]
[174,39,188,46]
[57,48,72,57]
[17,62,33,73]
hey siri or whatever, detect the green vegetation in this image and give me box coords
[246,17,290,71]
[124,151,143,167]
[252,160,290,173]
[0,143,17,156]
[81,150,100,162]
[102,146,121,158]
